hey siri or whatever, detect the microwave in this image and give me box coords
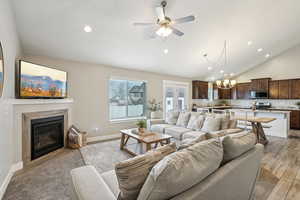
[250,91,268,99]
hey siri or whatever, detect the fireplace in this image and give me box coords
[22,109,68,167]
[31,115,64,160]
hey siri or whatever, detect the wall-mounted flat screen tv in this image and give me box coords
[17,60,67,99]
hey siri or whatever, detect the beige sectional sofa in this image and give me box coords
[148,111,243,141]
[71,130,263,200]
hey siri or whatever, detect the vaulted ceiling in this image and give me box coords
[11,0,300,79]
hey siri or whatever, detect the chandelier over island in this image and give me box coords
[204,40,237,89]
[216,79,237,89]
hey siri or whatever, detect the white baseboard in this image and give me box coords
[87,134,121,143]
[0,162,23,199]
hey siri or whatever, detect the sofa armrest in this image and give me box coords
[147,119,166,130]
[71,165,117,200]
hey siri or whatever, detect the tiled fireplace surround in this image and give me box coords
[3,99,73,169]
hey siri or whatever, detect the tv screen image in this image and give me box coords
[19,61,67,98]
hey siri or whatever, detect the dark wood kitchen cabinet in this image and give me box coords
[218,88,232,99]
[290,110,300,129]
[290,79,300,99]
[236,83,251,99]
[278,80,291,99]
[269,80,279,99]
[192,81,208,99]
[251,78,270,91]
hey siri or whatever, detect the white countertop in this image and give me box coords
[229,108,291,114]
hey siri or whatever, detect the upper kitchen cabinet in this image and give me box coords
[269,80,279,99]
[212,84,231,99]
[290,79,300,99]
[236,83,251,99]
[278,80,291,99]
[251,78,271,91]
[192,81,208,99]
[218,88,232,99]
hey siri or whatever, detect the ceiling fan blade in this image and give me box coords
[133,22,155,26]
[173,15,195,24]
[170,26,184,36]
[155,6,165,21]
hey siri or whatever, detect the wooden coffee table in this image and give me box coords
[120,129,173,156]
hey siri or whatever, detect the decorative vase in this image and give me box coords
[150,111,160,119]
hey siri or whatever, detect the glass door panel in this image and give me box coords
[163,81,189,117]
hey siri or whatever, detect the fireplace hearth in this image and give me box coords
[31,115,64,160]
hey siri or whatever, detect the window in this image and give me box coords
[109,79,146,120]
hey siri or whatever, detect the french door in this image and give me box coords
[163,80,189,116]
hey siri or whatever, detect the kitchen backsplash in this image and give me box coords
[192,99,300,108]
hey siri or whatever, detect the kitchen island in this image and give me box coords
[229,109,290,138]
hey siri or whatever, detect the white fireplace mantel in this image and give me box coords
[3,98,74,105]
[0,98,74,170]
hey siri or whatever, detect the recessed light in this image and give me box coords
[247,41,253,46]
[220,70,224,74]
[230,73,235,76]
[163,49,169,54]
[84,25,92,33]
[257,48,263,52]
[265,54,270,58]
[208,66,213,70]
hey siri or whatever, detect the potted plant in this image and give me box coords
[296,102,300,109]
[136,120,147,134]
[148,98,162,119]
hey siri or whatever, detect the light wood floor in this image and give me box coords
[255,135,300,200]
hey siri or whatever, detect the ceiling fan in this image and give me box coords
[133,1,195,38]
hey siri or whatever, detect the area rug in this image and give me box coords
[79,139,132,173]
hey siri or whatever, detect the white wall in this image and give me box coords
[236,44,300,82]
[22,55,191,137]
[0,0,22,197]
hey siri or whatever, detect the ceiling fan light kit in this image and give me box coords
[156,26,173,37]
[133,1,195,38]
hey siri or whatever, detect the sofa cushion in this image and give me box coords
[178,133,208,150]
[150,124,175,134]
[187,114,205,130]
[101,170,120,197]
[222,132,256,164]
[115,143,176,200]
[165,126,191,140]
[138,139,223,200]
[176,112,191,127]
[206,128,244,139]
[201,117,222,132]
[71,165,116,200]
[182,130,206,140]
[165,111,179,125]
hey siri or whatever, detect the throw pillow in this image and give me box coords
[201,117,222,132]
[165,111,179,125]
[137,139,223,200]
[222,133,256,164]
[115,143,176,200]
[228,119,238,129]
[187,114,205,130]
[176,112,191,127]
